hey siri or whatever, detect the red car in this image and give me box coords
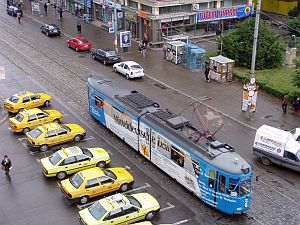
[67,36,92,52]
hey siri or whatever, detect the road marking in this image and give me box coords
[22,142,28,147]
[125,165,131,170]
[173,219,192,225]
[8,127,11,130]
[82,136,95,141]
[36,158,41,163]
[123,182,151,194]
[160,202,175,212]
[77,183,152,210]
[18,137,27,141]
[0,113,8,124]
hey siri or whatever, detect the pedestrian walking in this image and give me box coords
[58,7,63,20]
[7,0,10,8]
[282,93,289,114]
[77,23,81,35]
[141,37,148,58]
[163,42,167,59]
[1,155,12,179]
[44,2,48,16]
[53,3,57,13]
[16,11,21,24]
[204,63,210,82]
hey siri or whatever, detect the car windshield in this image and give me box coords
[240,178,251,196]
[28,128,42,138]
[106,51,116,57]
[9,96,19,103]
[79,39,89,44]
[103,170,117,180]
[14,113,24,122]
[130,65,142,70]
[88,202,107,220]
[61,124,70,132]
[49,152,62,166]
[69,173,84,189]
[126,195,142,208]
[82,148,93,157]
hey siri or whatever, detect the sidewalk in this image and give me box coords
[17,1,300,130]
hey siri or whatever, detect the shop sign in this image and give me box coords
[137,10,148,19]
[125,11,137,22]
[31,2,40,12]
[86,0,92,8]
[195,5,253,23]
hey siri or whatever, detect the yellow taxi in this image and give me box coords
[3,91,52,113]
[79,193,160,225]
[41,146,110,180]
[9,108,63,133]
[26,122,86,151]
[59,167,134,204]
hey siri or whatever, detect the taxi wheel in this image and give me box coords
[126,74,130,80]
[53,118,60,123]
[79,196,89,205]
[145,211,155,220]
[40,144,49,152]
[56,171,67,180]
[261,157,271,166]
[97,161,106,168]
[74,135,82,142]
[44,100,50,107]
[119,183,129,192]
[22,127,30,134]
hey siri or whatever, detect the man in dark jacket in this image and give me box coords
[1,155,12,177]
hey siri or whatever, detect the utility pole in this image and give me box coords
[250,0,261,78]
[113,0,118,53]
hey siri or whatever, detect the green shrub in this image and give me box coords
[287,17,300,36]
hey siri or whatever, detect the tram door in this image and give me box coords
[91,92,106,126]
[217,173,227,209]
[208,169,217,207]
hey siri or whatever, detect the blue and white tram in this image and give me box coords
[87,77,252,214]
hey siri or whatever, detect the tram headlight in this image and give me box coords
[241,167,249,174]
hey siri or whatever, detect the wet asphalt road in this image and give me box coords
[0,1,299,225]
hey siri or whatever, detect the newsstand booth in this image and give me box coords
[209,55,234,83]
[166,41,185,65]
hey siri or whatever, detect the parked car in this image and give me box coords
[3,91,52,113]
[41,24,61,36]
[7,5,22,17]
[67,36,92,52]
[91,48,121,65]
[113,61,144,80]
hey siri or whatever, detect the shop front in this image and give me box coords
[93,0,103,21]
[125,10,137,39]
[137,10,150,41]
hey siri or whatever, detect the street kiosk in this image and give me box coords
[209,55,234,83]
[183,44,206,71]
[166,41,185,65]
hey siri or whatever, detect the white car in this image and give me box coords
[113,61,144,79]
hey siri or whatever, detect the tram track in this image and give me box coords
[0,8,299,225]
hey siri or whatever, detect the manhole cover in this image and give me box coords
[153,83,167,89]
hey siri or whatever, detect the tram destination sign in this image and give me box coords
[195,5,253,23]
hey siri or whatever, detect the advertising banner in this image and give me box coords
[120,31,131,48]
[195,5,253,23]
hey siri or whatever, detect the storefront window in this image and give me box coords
[232,0,248,6]
[128,0,138,9]
[141,4,152,14]
[159,5,191,14]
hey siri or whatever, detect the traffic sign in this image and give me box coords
[109,27,114,33]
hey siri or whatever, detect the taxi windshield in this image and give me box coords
[82,148,93,157]
[103,170,117,180]
[9,96,19,103]
[70,173,84,189]
[28,128,42,138]
[240,178,251,196]
[130,65,142,70]
[49,152,62,165]
[126,195,142,208]
[14,113,24,122]
[88,202,107,220]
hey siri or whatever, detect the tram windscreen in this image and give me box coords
[240,179,251,196]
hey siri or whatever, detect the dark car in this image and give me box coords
[91,48,121,65]
[7,5,22,17]
[41,24,61,36]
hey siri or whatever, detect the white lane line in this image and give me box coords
[18,137,27,141]
[82,136,95,141]
[8,127,11,130]
[105,149,113,156]
[36,158,41,163]
[0,113,8,124]
[77,183,152,210]
[125,165,131,170]
[160,202,175,212]
[123,182,151,194]
[173,219,192,225]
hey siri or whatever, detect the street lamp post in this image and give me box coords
[113,0,118,53]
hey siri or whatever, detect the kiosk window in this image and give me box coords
[218,175,226,193]
[208,170,215,188]
[95,94,103,109]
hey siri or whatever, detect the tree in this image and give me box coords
[219,18,284,70]
[287,17,300,36]
[292,58,300,88]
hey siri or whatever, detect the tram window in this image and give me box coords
[192,159,200,177]
[95,94,103,109]
[240,179,251,196]
[208,170,215,188]
[218,175,226,193]
[228,178,239,196]
[171,146,184,167]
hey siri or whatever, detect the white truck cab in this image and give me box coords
[253,125,300,172]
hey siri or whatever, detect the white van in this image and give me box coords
[253,125,300,172]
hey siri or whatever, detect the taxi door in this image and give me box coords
[44,130,59,146]
[30,95,42,107]
[120,206,141,224]
[75,155,91,172]
[27,114,39,130]
[84,178,101,198]
[59,156,77,174]
[36,112,51,124]
[98,177,116,195]
[21,96,32,110]
[55,128,69,144]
